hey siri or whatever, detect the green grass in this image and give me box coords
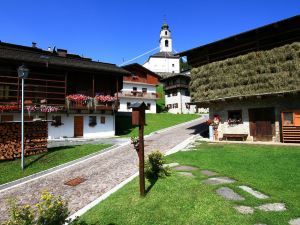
[116,113,199,137]
[78,142,300,225]
[0,144,111,185]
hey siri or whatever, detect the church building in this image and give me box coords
[143,23,196,114]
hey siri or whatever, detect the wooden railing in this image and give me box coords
[0,75,66,107]
[117,91,160,99]
[282,126,300,143]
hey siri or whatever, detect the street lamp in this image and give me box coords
[17,65,29,170]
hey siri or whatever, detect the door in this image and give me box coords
[74,116,83,137]
[249,108,275,141]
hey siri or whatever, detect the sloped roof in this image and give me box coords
[150,51,180,59]
[0,41,130,75]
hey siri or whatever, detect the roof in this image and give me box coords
[0,41,130,75]
[150,51,180,59]
[122,63,161,79]
[160,73,191,81]
[177,15,300,67]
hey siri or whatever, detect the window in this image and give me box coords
[172,92,177,96]
[165,40,169,47]
[172,64,174,67]
[147,103,151,110]
[228,110,243,125]
[283,112,293,125]
[127,102,131,109]
[185,103,190,109]
[167,104,172,109]
[167,93,171,97]
[51,116,62,127]
[132,87,137,91]
[165,31,168,35]
[101,116,106,124]
[89,116,97,127]
[142,88,147,93]
[1,115,13,122]
[173,103,178,108]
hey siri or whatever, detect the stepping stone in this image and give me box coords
[178,172,195,178]
[164,162,179,168]
[202,177,236,185]
[289,218,300,225]
[173,165,198,171]
[256,203,286,212]
[239,185,269,199]
[216,187,245,201]
[234,206,254,214]
[201,170,218,176]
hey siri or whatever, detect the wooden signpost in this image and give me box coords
[130,102,147,197]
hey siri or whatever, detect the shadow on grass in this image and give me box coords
[145,177,158,195]
[24,146,75,169]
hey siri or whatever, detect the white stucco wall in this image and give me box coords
[119,82,157,113]
[143,57,180,74]
[3,112,115,139]
[165,91,196,114]
[48,114,115,139]
[122,82,156,93]
[119,98,157,113]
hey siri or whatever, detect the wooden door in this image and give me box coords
[295,112,300,126]
[74,116,83,137]
[249,108,275,141]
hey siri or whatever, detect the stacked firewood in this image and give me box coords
[0,121,48,160]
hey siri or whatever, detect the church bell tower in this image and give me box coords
[159,23,172,52]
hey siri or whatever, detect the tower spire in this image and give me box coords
[159,21,172,52]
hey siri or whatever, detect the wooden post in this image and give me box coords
[138,124,145,196]
[92,74,95,96]
[130,102,147,197]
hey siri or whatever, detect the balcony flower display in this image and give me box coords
[66,94,90,104]
[0,105,19,112]
[66,94,93,109]
[40,105,62,113]
[94,95,116,104]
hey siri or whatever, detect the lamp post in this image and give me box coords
[17,65,29,170]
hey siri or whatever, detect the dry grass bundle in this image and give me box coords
[190,42,300,102]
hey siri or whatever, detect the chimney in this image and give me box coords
[32,42,37,48]
[57,49,67,57]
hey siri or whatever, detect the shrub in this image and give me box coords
[5,200,34,225]
[5,191,69,225]
[145,151,171,182]
[36,191,69,225]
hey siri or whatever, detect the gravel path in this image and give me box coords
[0,118,205,222]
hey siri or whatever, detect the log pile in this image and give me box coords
[0,121,48,160]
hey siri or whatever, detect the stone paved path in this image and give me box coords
[0,118,205,222]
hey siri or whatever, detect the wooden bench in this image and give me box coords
[222,134,248,141]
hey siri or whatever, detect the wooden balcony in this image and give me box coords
[164,84,189,91]
[117,91,160,100]
[66,101,119,111]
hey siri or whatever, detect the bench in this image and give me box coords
[222,134,248,141]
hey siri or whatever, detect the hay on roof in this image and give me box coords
[190,42,300,102]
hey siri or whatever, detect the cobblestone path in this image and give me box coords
[0,118,205,222]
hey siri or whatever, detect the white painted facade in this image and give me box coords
[3,112,115,139]
[165,90,196,114]
[118,82,157,113]
[143,57,180,74]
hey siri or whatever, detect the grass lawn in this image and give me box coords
[77,142,300,225]
[0,144,111,185]
[116,113,200,137]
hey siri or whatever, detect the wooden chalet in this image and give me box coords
[0,41,130,139]
[177,15,300,143]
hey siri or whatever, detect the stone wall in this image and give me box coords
[0,121,48,160]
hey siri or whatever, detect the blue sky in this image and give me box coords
[0,0,299,65]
